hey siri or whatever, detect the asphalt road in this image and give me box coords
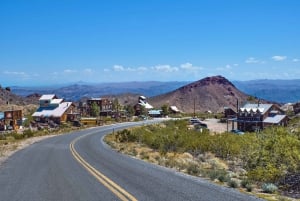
[0,120,263,201]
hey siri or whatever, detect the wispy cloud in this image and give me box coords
[151,65,179,72]
[64,69,77,73]
[4,71,27,76]
[245,57,260,64]
[180,62,203,71]
[112,65,135,72]
[271,55,287,61]
[293,58,299,62]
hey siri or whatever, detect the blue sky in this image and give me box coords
[0,0,299,86]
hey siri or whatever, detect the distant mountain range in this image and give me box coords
[232,79,300,103]
[11,81,189,101]
[9,78,300,104]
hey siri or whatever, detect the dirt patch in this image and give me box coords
[202,118,233,133]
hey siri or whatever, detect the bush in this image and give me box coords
[241,179,251,188]
[208,169,227,181]
[218,174,229,183]
[262,183,278,194]
[245,184,253,192]
[23,129,34,138]
[187,163,200,175]
[228,179,239,188]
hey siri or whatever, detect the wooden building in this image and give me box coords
[237,103,287,132]
[32,94,75,124]
[0,110,23,130]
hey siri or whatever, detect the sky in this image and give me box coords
[0,0,299,86]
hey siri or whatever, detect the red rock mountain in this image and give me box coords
[149,76,250,113]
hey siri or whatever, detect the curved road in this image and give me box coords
[0,120,263,201]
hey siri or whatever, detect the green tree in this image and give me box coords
[90,102,100,117]
[124,105,135,117]
[161,104,169,116]
[112,98,120,111]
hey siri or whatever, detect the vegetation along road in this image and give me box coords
[0,119,263,201]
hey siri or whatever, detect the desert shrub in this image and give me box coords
[228,179,239,188]
[11,132,24,140]
[247,164,283,183]
[241,179,251,188]
[262,183,278,194]
[116,129,137,142]
[187,163,200,175]
[218,174,230,183]
[208,169,228,181]
[23,129,34,138]
[246,184,253,192]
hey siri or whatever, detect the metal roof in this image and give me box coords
[32,102,73,118]
[39,94,56,100]
[170,106,179,112]
[51,99,63,104]
[148,110,162,115]
[240,103,273,115]
[263,115,286,124]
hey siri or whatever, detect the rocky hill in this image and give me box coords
[149,76,250,113]
[0,86,39,115]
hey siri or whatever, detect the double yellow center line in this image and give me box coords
[70,134,138,201]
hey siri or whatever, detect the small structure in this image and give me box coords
[0,110,23,131]
[32,94,75,124]
[293,102,300,114]
[237,103,288,132]
[134,96,153,116]
[224,106,237,119]
[86,98,113,117]
[169,106,180,114]
[148,110,162,117]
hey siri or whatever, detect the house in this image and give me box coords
[86,98,113,116]
[224,106,237,119]
[0,110,23,131]
[237,103,288,132]
[32,94,75,124]
[134,96,153,116]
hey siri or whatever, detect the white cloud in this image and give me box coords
[245,57,260,63]
[64,69,77,73]
[225,64,231,69]
[113,65,124,71]
[180,62,203,71]
[293,58,299,62]
[137,66,148,71]
[4,71,27,76]
[271,55,287,61]
[112,65,136,72]
[152,65,179,72]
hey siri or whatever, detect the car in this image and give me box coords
[189,118,201,124]
[230,129,245,135]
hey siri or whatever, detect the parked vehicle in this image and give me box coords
[189,118,201,124]
[189,118,208,128]
[230,129,244,135]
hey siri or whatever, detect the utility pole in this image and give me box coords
[193,98,196,117]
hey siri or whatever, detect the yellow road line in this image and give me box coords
[70,135,138,201]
